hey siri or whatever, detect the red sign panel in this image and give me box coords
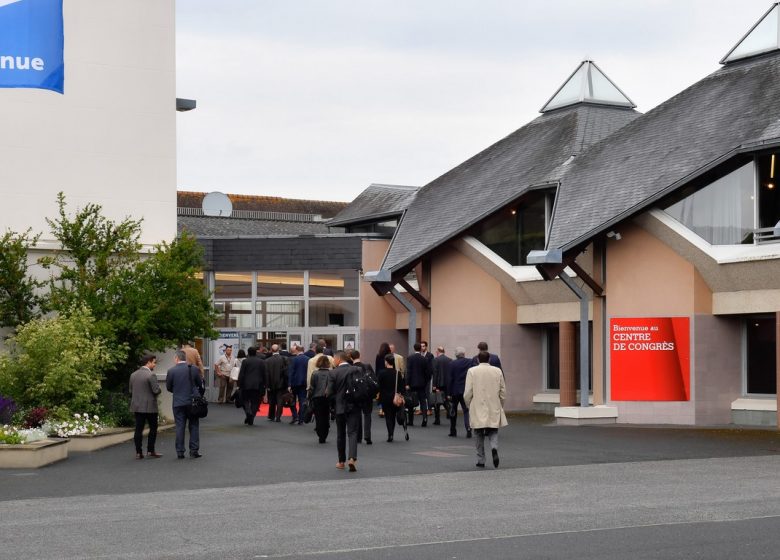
[610,317,690,401]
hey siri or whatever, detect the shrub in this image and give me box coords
[0,304,126,412]
[22,407,49,429]
[0,395,16,425]
[96,389,133,428]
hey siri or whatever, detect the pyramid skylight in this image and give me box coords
[721,3,780,63]
[540,60,636,113]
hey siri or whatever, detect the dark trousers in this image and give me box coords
[133,412,158,454]
[291,385,307,423]
[356,400,373,442]
[172,406,199,455]
[406,387,428,424]
[449,394,470,434]
[382,402,398,438]
[242,389,261,425]
[312,397,330,442]
[335,408,361,463]
[267,388,286,420]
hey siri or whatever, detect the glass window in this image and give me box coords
[664,162,755,245]
[214,301,252,328]
[723,5,780,63]
[255,300,304,328]
[472,193,549,266]
[309,300,359,327]
[746,316,777,394]
[757,154,780,233]
[309,269,359,298]
[257,271,304,297]
[214,272,252,299]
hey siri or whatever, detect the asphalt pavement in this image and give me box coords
[1,405,779,559]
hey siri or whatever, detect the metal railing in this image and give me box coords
[754,226,780,245]
[177,207,322,222]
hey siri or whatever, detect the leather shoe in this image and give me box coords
[386,436,393,442]
[135,453,144,460]
[189,451,202,459]
[365,439,372,445]
[476,463,485,468]
[466,429,473,438]
[448,432,457,437]
[147,451,163,458]
[289,418,297,424]
[336,462,345,470]
[348,459,357,472]
[421,418,427,427]
[492,448,499,468]
[177,454,185,459]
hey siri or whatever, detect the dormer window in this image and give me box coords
[663,154,780,245]
[469,191,554,266]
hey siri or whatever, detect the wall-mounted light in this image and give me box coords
[606,230,622,241]
[510,209,517,215]
[768,182,775,190]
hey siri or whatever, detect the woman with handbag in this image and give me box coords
[309,355,332,444]
[377,353,405,442]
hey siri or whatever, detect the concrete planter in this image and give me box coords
[0,438,68,469]
[67,423,173,452]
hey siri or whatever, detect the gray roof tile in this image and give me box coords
[383,104,639,272]
[328,184,419,226]
[177,215,334,237]
[547,53,780,251]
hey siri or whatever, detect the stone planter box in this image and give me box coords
[67,423,173,452]
[0,438,68,469]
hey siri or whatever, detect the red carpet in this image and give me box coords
[256,403,292,417]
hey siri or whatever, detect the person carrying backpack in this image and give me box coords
[327,351,366,472]
[348,349,378,445]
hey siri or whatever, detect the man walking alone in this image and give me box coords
[464,351,507,469]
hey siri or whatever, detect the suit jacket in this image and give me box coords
[432,354,452,391]
[472,353,502,370]
[129,366,160,413]
[326,363,358,415]
[377,368,402,406]
[447,357,472,396]
[165,363,203,408]
[464,363,508,429]
[238,355,267,392]
[265,353,288,391]
[288,353,309,387]
[406,352,431,389]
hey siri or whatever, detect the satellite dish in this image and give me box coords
[202,191,233,217]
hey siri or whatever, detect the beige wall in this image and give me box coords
[0,0,177,247]
[430,245,541,409]
[360,239,407,356]
[605,223,714,424]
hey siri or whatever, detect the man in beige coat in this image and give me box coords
[464,351,507,469]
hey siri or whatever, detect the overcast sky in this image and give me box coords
[175,0,773,202]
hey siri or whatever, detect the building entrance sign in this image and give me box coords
[0,0,64,93]
[610,317,690,401]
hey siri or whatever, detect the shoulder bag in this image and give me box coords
[186,365,209,419]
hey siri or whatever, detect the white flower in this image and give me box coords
[74,413,81,419]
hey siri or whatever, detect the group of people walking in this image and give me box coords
[128,338,508,471]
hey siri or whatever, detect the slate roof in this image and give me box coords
[328,184,419,227]
[382,104,640,272]
[177,215,334,237]
[177,191,347,218]
[547,52,780,252]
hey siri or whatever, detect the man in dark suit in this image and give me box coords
[237,346,266,426]
[431,346,452,425]
[318,338,334,357]
[405,342,431,427]
[446,346,472,438]
[166,350,204,459]
[265,344,288,422]
[471,341,502,370]
[327,351,362,472]
[129,353,162,459]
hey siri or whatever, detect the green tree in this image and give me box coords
[0,229,46,330]
[41,193,217,388]
[0,305,126,413]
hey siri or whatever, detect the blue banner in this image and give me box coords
[0,0,64,94]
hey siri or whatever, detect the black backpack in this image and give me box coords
[345,365,379,404]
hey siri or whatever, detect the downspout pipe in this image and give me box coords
[391,287,417,356]
[558,270,590,408]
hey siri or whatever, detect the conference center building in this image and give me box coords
[361,4,780,427]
